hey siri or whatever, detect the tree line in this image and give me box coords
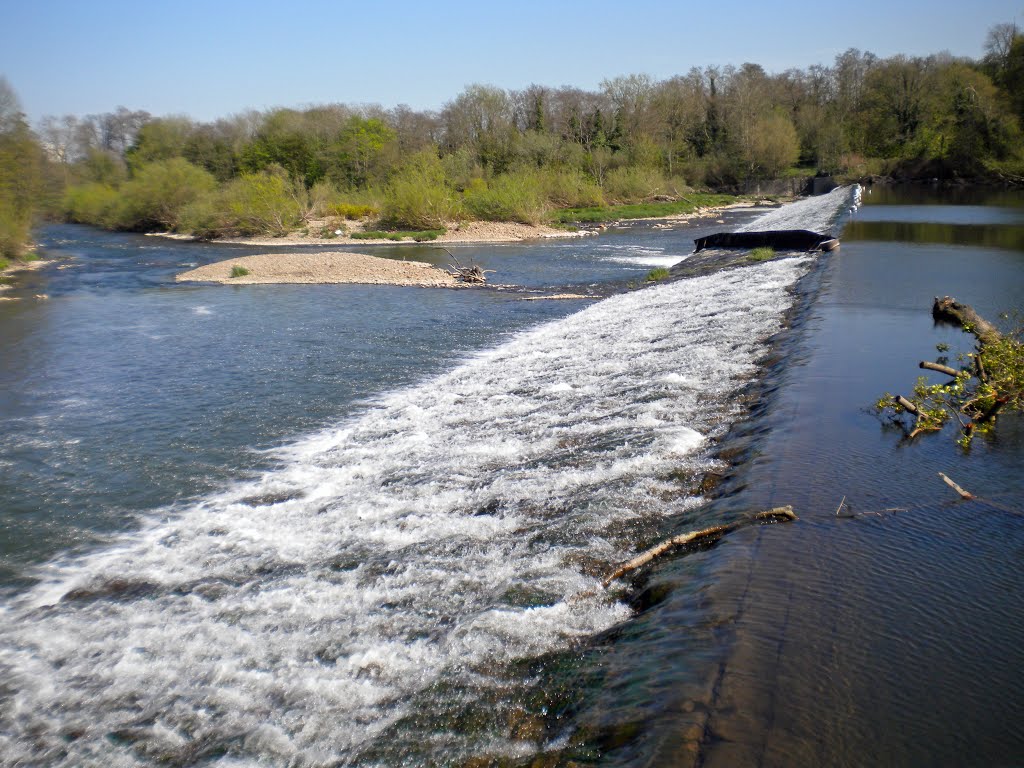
[2,23,1024,251]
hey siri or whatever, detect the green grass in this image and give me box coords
[747,247,776,262]
[0,257,9,271]
[230,265,250,278]
[351,229,446,242]
[645,267,671,282]
[551,194,739,224]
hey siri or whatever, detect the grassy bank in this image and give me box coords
[552,194,746,224]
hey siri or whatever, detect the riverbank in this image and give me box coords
[0,256,51,299]
[151,196,781,248]
[155,219,588,247]
[175,251,460,286]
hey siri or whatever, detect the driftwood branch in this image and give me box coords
[602,506,796,587]
[436,246,493,283]
[894,395,921,417]
[933,296,1002,346]
[938,472,975,500]
[919,360,959,376]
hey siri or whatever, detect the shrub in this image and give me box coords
[230,265,250,277]
[463,171,547,224]
[604,166,669,203]
[380,151,463,230]
[63,182,122,228]
[307,180,382,220]
[748,247,775,261]
[117,158,218,231]
[535,168,604,208]
[381,177,460,229]
[183,170,304,238]
[0,257,8,271]
[328,202,378,219]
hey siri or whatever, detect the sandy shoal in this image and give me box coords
[175,251,460,287]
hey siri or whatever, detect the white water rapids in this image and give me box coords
[0,188,857,766]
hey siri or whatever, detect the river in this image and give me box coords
[0,186,1020,767]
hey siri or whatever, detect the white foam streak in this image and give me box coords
[738,185,860,234]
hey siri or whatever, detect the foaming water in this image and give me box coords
[0,189,860,765]
[0,259,813,765]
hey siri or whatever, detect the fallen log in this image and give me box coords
[919,360,959,376]
[932,296,1002,346]
[602,506,796,587]
[938,472,975,500]
[881,297,1021,446]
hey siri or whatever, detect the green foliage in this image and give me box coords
[63,182,122,227]
[0,256,9,271]
[534,168,604,208]
[326,115,396,188]
[748,247,776,261]
[126,117,193,168]
[183,169,304,238]
[350,229,445,241]
[77,148,128,186]
[603,166,669,203]
[645,267,671,282]
[552,193,737,224]
[239,108,325,188]
[0,79,42,258]
[230,265,250,277]
[876,319,1024,448]
[463,171,548,224]
[381,151,461,229]
[118,158,218,231]
[328,202,378,219]
[745,113,801,178]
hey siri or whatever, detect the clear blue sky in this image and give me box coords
[2,0,1022,123]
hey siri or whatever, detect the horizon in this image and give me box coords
[2,0,1023,124]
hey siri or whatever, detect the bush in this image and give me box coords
[379,151,463,229]
[117,158,218,231]
[230,265,250,277]
[463,171,547,224]
[182,170,304,238]
[328,202,378,219]
[535,168,604,208]
[603,166,669,203]
[62,183,122,228]
[307,180,382,220]
[0,256,8,271]
[748,247,775,261]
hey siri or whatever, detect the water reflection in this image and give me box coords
[845,220,1024,250]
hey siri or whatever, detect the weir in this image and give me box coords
[0,187,860,765]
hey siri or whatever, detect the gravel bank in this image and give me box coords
[175,251,460,287]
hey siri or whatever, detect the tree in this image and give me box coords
[441,85,517,172]
[745,113,800,177]
[0,78,43,258]
[861,55,928,156]
[983,22,1020,82]
[126,116,194,167]
[326,115,396,188]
